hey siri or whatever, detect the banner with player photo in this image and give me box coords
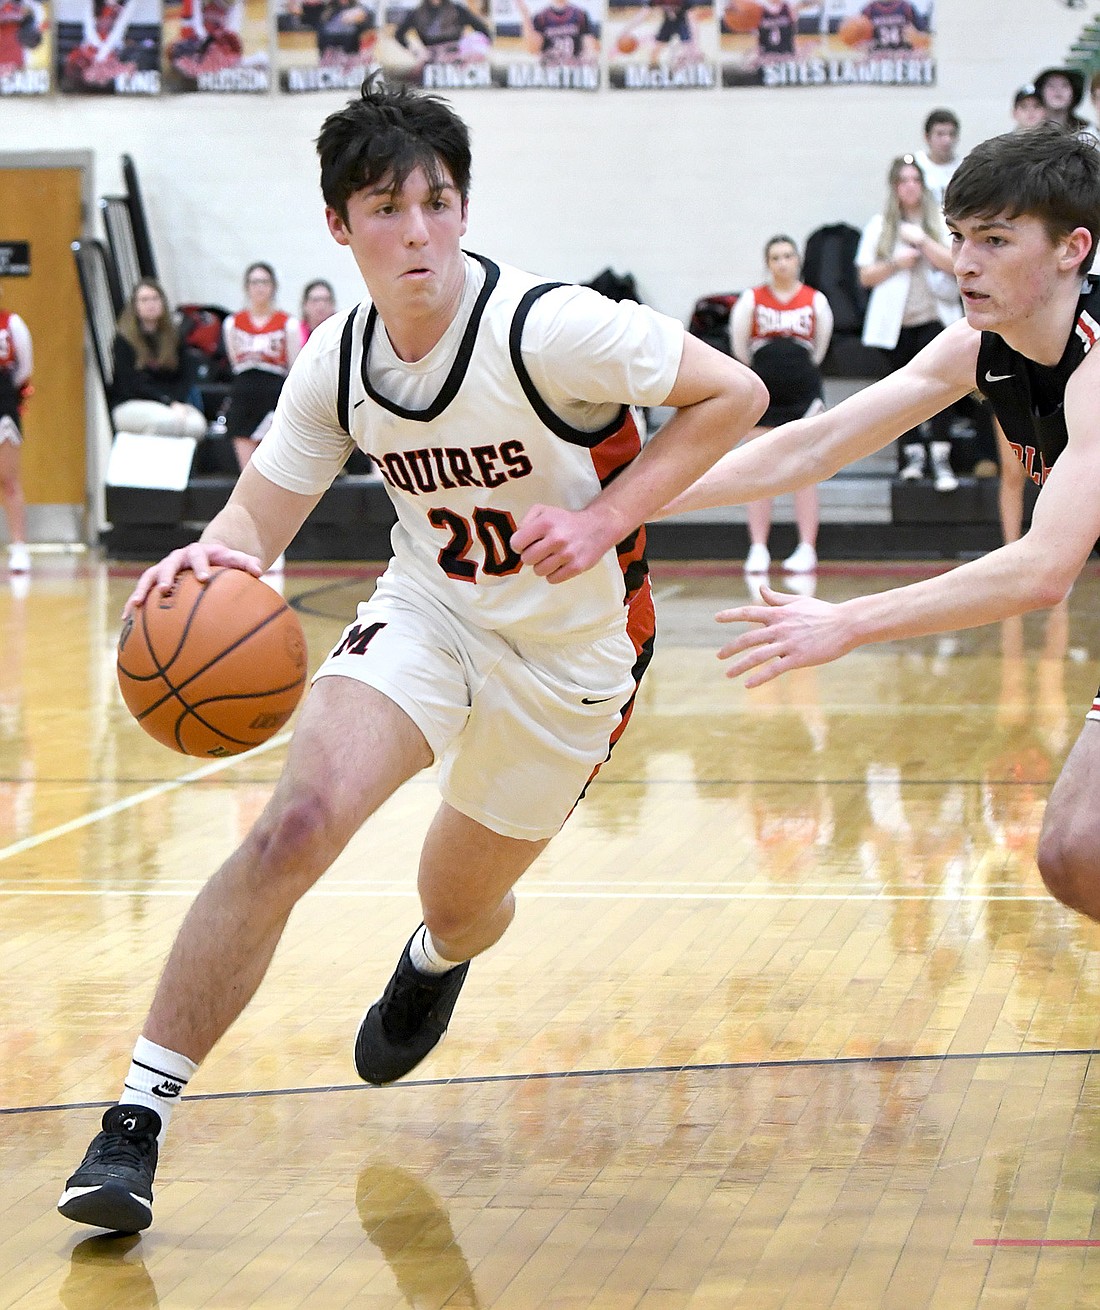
[606,0,717,90]
[55,0,163,91]
[489,0,601,89]
[720,0,934,89]
[163,0,269,91]
[376,0,496,88]
[0,0,51,94]
[276,0,378,92]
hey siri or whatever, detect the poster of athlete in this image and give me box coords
[377,0,496,88]
[163,0,269,91]
[720,0,934,89]
[55,0,162,92]
[606,0,717,89]
[276,0,378,91]
[0,0,50,93]
[489,0,601,89]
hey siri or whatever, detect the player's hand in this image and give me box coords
[714,585,853,687]
[123,543,264,618]
[512,503,624,584]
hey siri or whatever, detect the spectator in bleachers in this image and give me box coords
[1034,67,1088,132]
[110,279,208,440]
[856,154,960,490]
[300,278,336,345]
[1012,83,1044,132]
[223,261,300,471]
[913,107,959,208]
[729,234,833,576]
[0,286,31,574]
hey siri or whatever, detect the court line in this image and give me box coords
[4,1044,1098,1117]
[0,886,1056,903]
[974,1239,1100,1249]
[0,731,292,866]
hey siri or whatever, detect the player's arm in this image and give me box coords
[513,0,540,54]
[124,467,323,615]
[658,317,977,518]
[810,292,833,367]
[513,332,768,582]
[728,291,755,367]
[715,347,1100,687]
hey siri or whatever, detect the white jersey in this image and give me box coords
[253,253,684,643]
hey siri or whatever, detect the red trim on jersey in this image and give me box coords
[0,311,16,371]
[1076,311,1099,353]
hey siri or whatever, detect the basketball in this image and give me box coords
[837,13,873,45]
[723,0,763,33]
[117,568,308,758]
[616,31,638,53]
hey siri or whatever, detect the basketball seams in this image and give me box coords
[120,570,285,684]
[117,567,308,757]
[131,605,302,723]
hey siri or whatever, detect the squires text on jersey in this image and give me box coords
[372,441,534,495]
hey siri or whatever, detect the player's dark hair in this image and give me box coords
[944,124,1100,268]
[317,72,472,222]
[923,107,959,136]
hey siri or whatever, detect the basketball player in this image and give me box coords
[57,73,766,1235]
[515,0,597,64]
[755,0,797,62]
[858,0,922,54]
[0,290,32,575]
[658,125,1100,922]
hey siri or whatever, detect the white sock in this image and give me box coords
[121,1036,198,1145]
[409,924,463,976]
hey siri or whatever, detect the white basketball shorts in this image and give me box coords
[313,570,642,841]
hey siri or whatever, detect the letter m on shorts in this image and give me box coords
[332,621,387,658]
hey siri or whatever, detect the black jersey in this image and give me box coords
[976,275,1100,487]
[757,3,796,56]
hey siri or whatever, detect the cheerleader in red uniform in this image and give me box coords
[223,261,301,472]
[729,234,833,575]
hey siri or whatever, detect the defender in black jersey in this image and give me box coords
[660,124,1100,926]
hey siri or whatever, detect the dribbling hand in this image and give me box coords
[123,543,264,618]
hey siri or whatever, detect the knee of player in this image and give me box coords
[248,790,344,882]
[1036,812,1099,912]
[421,893,513,945]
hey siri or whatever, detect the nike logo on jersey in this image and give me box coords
[984,371,1014,383]
[581,695,615,704]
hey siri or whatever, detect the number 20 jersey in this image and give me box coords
[253,253,684,644]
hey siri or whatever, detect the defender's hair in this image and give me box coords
[943,124,1100,267]
[317,72,472,222]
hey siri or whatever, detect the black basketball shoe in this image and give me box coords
[57,1106,160,1233]
[355,929,470,1085]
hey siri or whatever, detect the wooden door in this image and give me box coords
[0,167,85,507]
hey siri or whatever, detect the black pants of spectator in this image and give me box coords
[883,319,953,471]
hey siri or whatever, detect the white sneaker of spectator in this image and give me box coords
[7,542,30,573]
[743,543,770,574]
[929,442,958,492]
[782,542,817,574]
[899,443,926,480]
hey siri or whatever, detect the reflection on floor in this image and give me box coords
[4,558,1100,1307]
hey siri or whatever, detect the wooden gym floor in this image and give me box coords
[5,556,1100,1308]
